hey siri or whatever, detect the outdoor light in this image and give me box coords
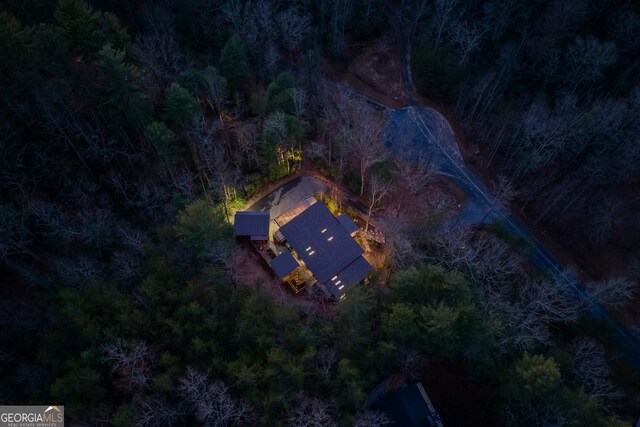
[328,236,334,241]
[305,246,311,251]
[339,285,345,290]
[321,228,327,233]
[309,250,315,255]
[335,280,341,285]
[331,276,338,281]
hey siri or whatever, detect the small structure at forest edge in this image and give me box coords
[233,211,270,241]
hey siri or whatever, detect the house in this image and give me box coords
[369,382,444,427]
[278,201,371,299]
[233,211,270,241]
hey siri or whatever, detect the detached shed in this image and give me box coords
[234,211,270,241]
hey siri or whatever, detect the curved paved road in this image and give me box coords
[381,22,640,366]
[386,106,640,366]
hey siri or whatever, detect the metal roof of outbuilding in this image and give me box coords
[234,211,270,239]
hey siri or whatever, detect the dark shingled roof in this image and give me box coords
[322,256,372,299]
[279,202,371,297]
[234,211,270,239]
[271,251,299,280]
[374,384,443,427]
[337,213,359,234]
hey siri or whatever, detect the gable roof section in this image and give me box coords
[323,255,371,299]
[234,211,270,238]
[337,213,359,234]
[374,383,443,427]
[271,251,299,280]
[279,202,364,284]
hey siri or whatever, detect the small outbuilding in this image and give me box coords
[234,211,270,241]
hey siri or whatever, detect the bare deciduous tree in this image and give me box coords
[263,111,301,175]
[432,0,462,46]
[116,224,146,253]
[179,368,253,427]
[503,397,580,427]
[570,337,622,408]
[314,348,336,383]
[202,66,228,120]
[174,168,197,204]
[188,119,239,216]
[307,142,329,165]
[319,84,345,173]
[431,228,578,352]
[302,284,334,319]
[393,151,435,216]
[337,96,387,196]
[208,241,238,287]
[221,1,258,48]
[353,410,394,427]
[252,1,276,41]
[481,175,517,224]
[55,256,104,287]
[449,19,484,64]
[133,21,185,97]
[288,87,308,119]
[587,196,621,246]
[76,207,114,255]
[277,9,311,58]
[0,203,31,262]
[287,395,336,427]
[377,214,422,270]
[365,176,391,232]
[496,279,580,352]
[111,251,141,279]
[432,228,521,289]
[103,340,151,392]
[235,123,260,168]
[564,36,617,89]
[36,86,96,178]
[400,0,430,39]
[264,39,280,77]
[134,396,180,427]
[399,348,426,381]
[585,277,636,309]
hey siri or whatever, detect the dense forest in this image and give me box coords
[0,0,639,426]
